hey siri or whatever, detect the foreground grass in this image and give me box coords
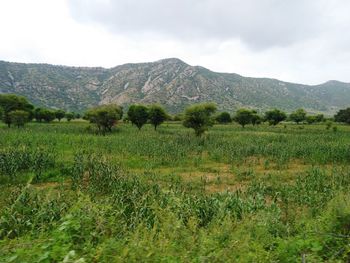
[1,121,350,262]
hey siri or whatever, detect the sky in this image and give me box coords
[0,0,349,85]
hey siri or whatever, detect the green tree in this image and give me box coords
[216,112,231,124]
[0,94,34,127]
[234,109,253,128]
[41,109,56,123]
[127,105,149,130]
[334,108,350,124]
[34,108,44,122]
[55,110,66,122]
[65,112,75,122]
[0,107,3,121]
[251,111,263,126]
[148,104,168,130]
[85,104,123,134]
[265,109,287,126]
[289,108,306,124]
[183,103,217,136]
[315,114,325,123]
[8,110,30,127]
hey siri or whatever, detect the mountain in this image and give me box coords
[0,58,349,114]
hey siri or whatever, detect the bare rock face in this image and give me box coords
[0,58,350,113]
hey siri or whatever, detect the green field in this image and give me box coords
[1,121,350,262]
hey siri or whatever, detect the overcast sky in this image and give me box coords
[0,0,349,85]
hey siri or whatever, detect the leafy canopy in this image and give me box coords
[183,103,217,136]
[334,108,350,124]
[233,109,254,128]
[148,104,168,130]
[8,110,30,127]
[85,104,123,133]
[216,112,231,124]
[265,109,287,126]
[0,94,33,127]
[127,105,149,130]
[55,110,66,121]
[289,108,306,124]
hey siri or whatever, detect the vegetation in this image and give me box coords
[289,108,307,124]
[85,104,123,134]
[0,94,33,127]
[55,110,66,122]
[148,104,168,130]
[215,111,232,124]
[127,105,149,130]
[233,109,254,128]
[265,109,287,126]
[334,107,350,124]
[2,94,350,261]
[65,112,75,122]
[1,120,350,262]
[183,103,217,136]
[8,110,30,127]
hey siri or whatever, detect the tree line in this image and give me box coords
[0,94,79,127]
[1,94,350,136]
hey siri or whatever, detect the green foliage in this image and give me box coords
[265,109,287,126]
[34,108,56,123]
[334,107,350,124]
[1,121,350,261]
[8,110,30,128]
[183,103,217,136]
[55,110,66,122]
[233,109,254,128]
[127,104,149,130]
[289,108,307,124]
[65,112,75,122]
[148,104,168,130]
[85,104,123,134]
[0,94,33,127]
[251,111,263,126]
[215,111,231,124]
[0,106,3,120]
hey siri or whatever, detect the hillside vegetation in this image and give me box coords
[1,59,350,113]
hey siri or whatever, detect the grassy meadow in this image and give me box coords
[1,121,350,262]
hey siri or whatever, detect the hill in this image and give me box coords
[1,58,349,113]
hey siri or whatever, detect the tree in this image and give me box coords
[315,114,325,123]
[0,107,3,121]
[306,116,317,124]
[289,108,306,124]
[216,112,231,124]
[233,109,253,128]
[8,110,30,127]
[41,109,56,123]
[34,108,44,122]
[265,109,287,126]
[251,111,263,126]
[334,108,350,124]
[55,110,66,122]
[85,104,123,134]
[183,103,217,136]
[148,104,168,130]
[65,112,75,122]
[127,105,149,130]
[0,94,33,127]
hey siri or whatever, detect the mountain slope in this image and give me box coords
[0,58,349,113]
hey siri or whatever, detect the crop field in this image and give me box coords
[1,121,350,262]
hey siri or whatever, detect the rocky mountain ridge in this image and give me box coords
[0,58,349,113]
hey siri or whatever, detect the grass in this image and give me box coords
[1,121,350,262]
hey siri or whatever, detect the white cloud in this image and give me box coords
[0,0,350,85]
